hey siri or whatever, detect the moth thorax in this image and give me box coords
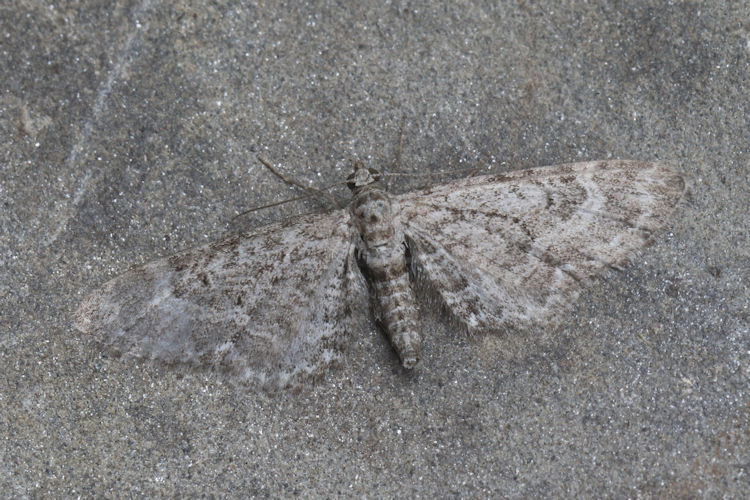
[352,189,395,244]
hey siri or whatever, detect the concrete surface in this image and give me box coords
[1,0,748,497]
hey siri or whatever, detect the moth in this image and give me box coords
[75,160,685,390]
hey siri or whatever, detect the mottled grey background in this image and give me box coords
[1,1,748,498]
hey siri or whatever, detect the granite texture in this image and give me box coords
[1,1,748,497]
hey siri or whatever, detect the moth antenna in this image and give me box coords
[257,156,344,209]
[387,114,407,191]
[232,193,317,219]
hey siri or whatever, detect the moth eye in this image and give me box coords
[368,168,381,181]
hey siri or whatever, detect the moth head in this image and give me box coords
[346,163,381,191]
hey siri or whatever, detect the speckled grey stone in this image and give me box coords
[1,1,747,497]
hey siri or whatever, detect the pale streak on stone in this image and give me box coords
[75,160,685,390]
